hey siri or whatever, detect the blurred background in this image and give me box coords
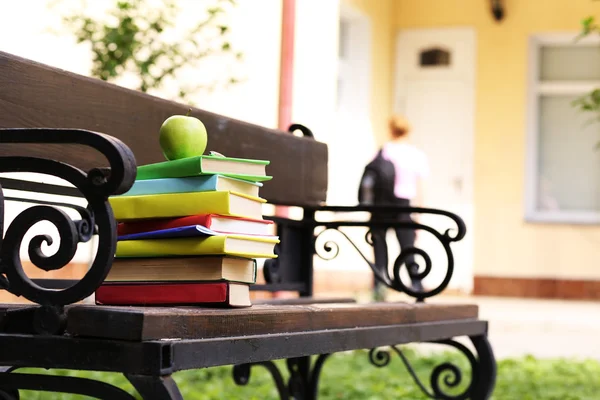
[2,0,600,384]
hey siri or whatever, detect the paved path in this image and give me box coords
[322,290,600,359]
[424,295,600,360]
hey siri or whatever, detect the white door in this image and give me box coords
[395,28,476,293]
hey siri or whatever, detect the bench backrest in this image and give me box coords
[0,52,329,300]
[0,51,328,207]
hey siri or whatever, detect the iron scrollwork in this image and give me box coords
[0,369,183,400]
[288,123,314,139]
[233,354,331,400]
[368,335,496,400]
[233,361,289,400]
[313,206,467,301]
[0,372,135,400]
[0,128,136,307]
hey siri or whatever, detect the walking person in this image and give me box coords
[359,115,429,300]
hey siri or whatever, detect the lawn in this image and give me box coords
[14,347,600,399]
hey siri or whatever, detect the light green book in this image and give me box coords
[137,155,272,182]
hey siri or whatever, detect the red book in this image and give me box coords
[95,282,251,307]
[117,214,274,237]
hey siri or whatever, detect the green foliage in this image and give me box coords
[578,16,598,39]
[54,0,242,103]
[572,14,600,123]
[13,348,600,399]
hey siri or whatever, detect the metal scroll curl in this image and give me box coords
[314,228,370,264]
[0,128,136,306]
[233,355,331,400]
[233,362,289,400]
[0,370,184,400]
[369,340,480,400]
[313,210,466,300]
[0,372,136,400]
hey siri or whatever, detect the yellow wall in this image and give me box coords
[344,0,396,146]
[395,0,600,280]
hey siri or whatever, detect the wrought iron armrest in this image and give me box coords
[0,128,136,317]
[264,204,465,302]
[314,204,466,235]
[309,204,466,301]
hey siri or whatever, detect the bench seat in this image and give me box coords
[66,301,480,341]
[0,302,486,375]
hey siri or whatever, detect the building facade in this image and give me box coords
[2,0,600,300]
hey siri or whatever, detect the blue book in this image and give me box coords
[120,175,263,197]
[118,225,219,241]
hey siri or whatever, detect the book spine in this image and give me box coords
[122,176,218,196]
[117,225,217,241]
[117,215,212,236]
[136,158,200,180]
[115,237,278,259]
[109,191,233,220]
[95,282,230,305]
[115,236,227,257]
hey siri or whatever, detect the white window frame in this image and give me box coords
[525,33,600,224]
[336,17,351,111]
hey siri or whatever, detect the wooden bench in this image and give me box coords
[0,51,496,399]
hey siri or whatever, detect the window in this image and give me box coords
[336,18,352,110]
[335,7,370,115]
[338,19,351,60]
[526,35,600,223]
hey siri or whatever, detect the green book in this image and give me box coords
[136,155,272,182]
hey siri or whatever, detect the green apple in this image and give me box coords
[159,111,208,160]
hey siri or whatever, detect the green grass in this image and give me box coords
[13,347,600,399]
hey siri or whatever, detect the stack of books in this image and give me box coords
[96,154,279,307]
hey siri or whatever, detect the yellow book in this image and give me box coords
[116,234,279,259]
[109,191,266,221]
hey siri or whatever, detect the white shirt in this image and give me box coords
[381,141,429,200]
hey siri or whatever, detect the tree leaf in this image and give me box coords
[56,0,243,101]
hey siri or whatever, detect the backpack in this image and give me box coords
[357,149,397,205]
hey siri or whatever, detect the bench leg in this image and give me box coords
[125,374,183,400]
[287,355,331,400]
[469,335,497,400]
[233,354,331,400]
[232,337,495,400]
[0,369,183,400]
[233,361,290,399]
[369,334,497,400]
[0,369,135,399]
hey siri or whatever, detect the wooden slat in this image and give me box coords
[0,51,328,206]
[65,302,479,341]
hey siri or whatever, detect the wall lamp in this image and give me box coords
[491,0,505,22]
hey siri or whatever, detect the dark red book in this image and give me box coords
[117,214,273,237]
[95,281,251,307]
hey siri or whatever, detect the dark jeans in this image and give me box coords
[371,197,423,297]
